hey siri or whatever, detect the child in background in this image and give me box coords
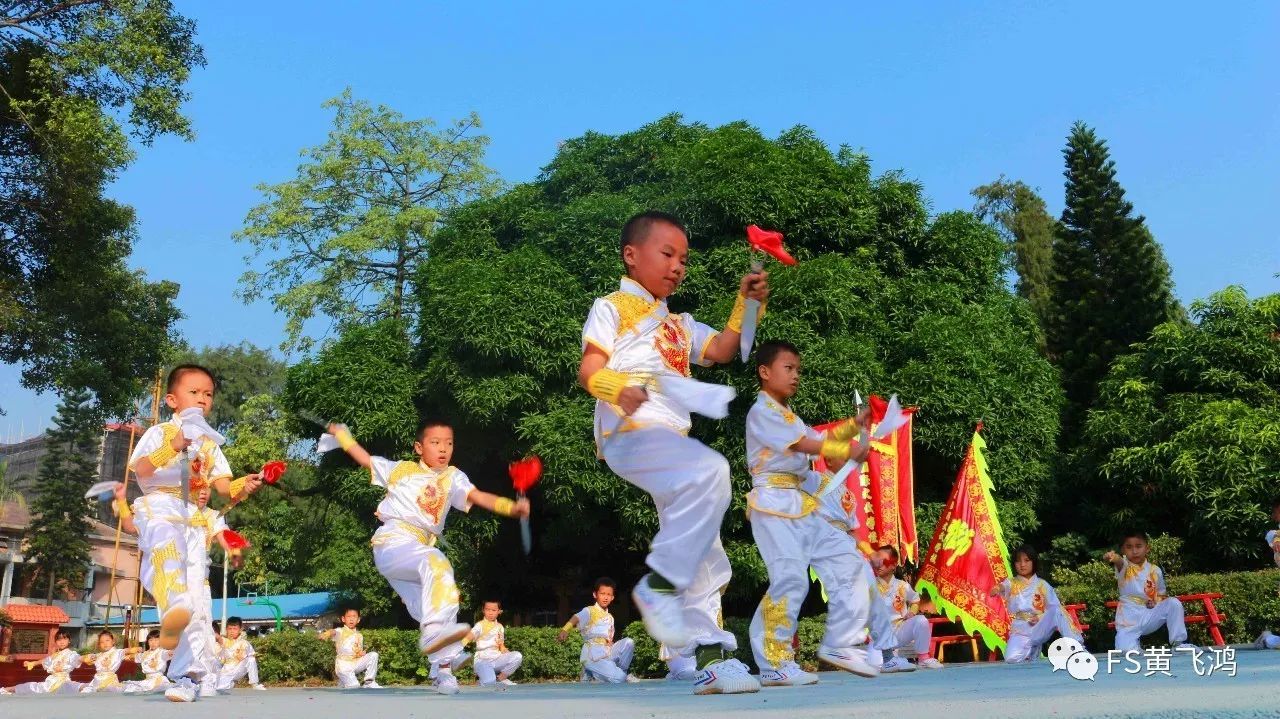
[0,629,82,695]
[874,547,942,669]
[1256,499,1280,650]
[320,608,381,689]
[79,630,132,693]
[468,600,523,688]
[215,617,265,691]
[1104,531,1192,652]
[558,577,639,683]
[991,545,1085,663]
[123,630,174,694]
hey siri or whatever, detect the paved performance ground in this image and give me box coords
[4,648,1279,719]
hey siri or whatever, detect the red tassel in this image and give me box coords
[746,225,797,266]
[508,456,543,494]
[223,530,251,550]
[261,460,287,485]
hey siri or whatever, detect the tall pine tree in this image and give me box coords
[25,388,101,600]
[973,177,1056,342]
[1047,123,1182,434]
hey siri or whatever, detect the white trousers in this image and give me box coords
[582,638,635,683]
[373,531,464,665]
[892,615,932,656]
[336,652,379,688]
[216,657,259,689]
[11,676,82,695]
[1115,598,1187,651]
[122,673,172,694]
[168,582,219,683]
[133,497,194,623]
[602,429,736,653]
[1005,608,1084,662]
[79,673,123,693]
[748,511,870,670]
[475,651,523,685]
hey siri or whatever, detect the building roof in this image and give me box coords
[2,603,71,624]
[99,592,337,625]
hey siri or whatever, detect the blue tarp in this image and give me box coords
[96,592,336,625]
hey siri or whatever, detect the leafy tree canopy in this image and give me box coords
[284,115,1062,612]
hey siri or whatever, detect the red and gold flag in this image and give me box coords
[916,426,1011,652]
[813,395,917,562]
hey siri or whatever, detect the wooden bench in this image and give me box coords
[1064,603,1090,633]
[928,616,980,663]
[1104,592,1226,646]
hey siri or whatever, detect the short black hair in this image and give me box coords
[417,418,453,441]
[593,577,617,593]
[167,364,218,393]
[1120,530,1149,545]
[226,616,243,628]
[1011,544,1039,576]
[54,629,70,641]
[879,545,900,562]
[146,629,161,641]
[97,629,115,641]
[620,211,686,260]
[755,340,801,378]
[1271,496,1280,512]
[482,598,502,608]
[341,607,360,616]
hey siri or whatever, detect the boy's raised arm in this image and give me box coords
[328,424,372,469]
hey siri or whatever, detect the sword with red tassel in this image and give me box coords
[508,456,542,555]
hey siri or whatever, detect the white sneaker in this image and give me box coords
[917,657,944,669]
[199,682,218,698]
[420,623,471,656]
[434,672,460,696]
[251,683,266,691]
[759,660,819,687]
[165,678,198,703]
[1255,631,1275,650]
[881,656,916,673]
[1174,642,1198,651]
[692,658,761,695]
[363,680,383,689]
[632,574,690,648]
[0,687,12,695]
[625,673,641,684]
[666,668,700,681]
[817,645,879,678]
[448,651,472,672]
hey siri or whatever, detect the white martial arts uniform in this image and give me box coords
[215,636,259,689]
[583,277,736,656]
[8,649,83,694]
[331,627,380,688]
[1113,559,1187,652]
[573,604,635,683]
[997,575,1083,662]
[368,457,474,666]
[79,647,126,693]
[877,577,931,656]
[123,648,173,693]
[128,418,233,635]
[471,620,522,685]
[166,503,226,692]
[744,393,871,671]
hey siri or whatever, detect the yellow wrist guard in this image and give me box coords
[829,418,860,442]
[228,476,249,500]
[821,435,851,465]
[493,497,516,517]
[857,540,875,558]
[561,621,574,632]
[112,498,132,519]
[335,428,356,451]
[147,443,179,469]
[726,293,766,334]
[586,367,629,404]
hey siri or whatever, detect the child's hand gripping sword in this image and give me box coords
[739,225,796,362]
[508,456,543,555]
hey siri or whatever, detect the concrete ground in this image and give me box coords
[4,648,1278,719]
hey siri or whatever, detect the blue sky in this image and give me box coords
[2,1,1277,435]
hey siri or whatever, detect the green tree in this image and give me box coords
[972,176,1056,342]
[0,2,201,414]
[183,343,287,432]
[285,116,1063,614]
[1048,122,1183,433]
[1076,288,1280,568]
[235,90,501,353]
[24,388,100,599]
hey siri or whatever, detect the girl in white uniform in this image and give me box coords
[123,630,174,694]
[0,629,83,695]
[992,545,1085,663]
[79,631,129,693]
